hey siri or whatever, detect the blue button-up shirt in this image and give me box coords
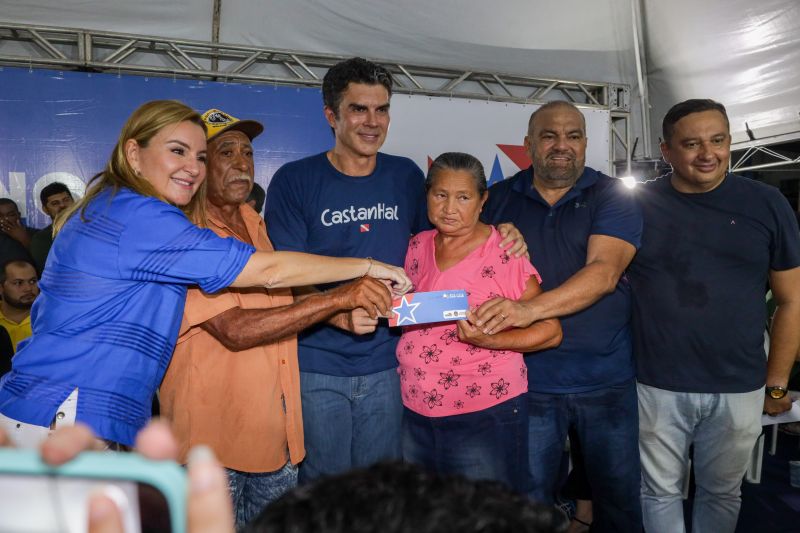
[0,188,254,445]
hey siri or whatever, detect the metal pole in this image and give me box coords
[631,0,652,158]
[211,0,221,73]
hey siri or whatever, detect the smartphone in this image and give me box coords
[0,449,187,533]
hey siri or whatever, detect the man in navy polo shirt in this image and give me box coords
[480,101,643,532]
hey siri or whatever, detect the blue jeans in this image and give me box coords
[298,367,403,484]
[638,383,763,533]
[402,394,530,493]
[226,461,297,529]
[527,378,642,533]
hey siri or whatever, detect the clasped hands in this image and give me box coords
[457,297,533,346]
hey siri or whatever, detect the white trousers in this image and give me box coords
[0,388,78,448]
[638,383,763,533]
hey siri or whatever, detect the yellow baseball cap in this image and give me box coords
[201,108,264,141]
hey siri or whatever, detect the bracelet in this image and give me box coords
[363,257,373,277]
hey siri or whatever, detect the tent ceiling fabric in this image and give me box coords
[2,0,799,151]
[644,0,800,146]
[220,0,636,85]
[1,0,637,83]
[0,0,210,42]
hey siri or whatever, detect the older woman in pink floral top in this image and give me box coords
[397,152,561,493]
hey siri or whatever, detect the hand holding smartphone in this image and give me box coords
[0,446,187,532]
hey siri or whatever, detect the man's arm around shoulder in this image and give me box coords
[475,234,637,333]
[475,179,641,332]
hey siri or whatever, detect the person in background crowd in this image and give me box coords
[266,57,527,484]
[30,182,75,272]
[0,199,35,267]
[629,98,800,533]
[0,326,14,378]
[246,182,266,215]
[0,99,411,450]
[398,152,561,493]
[479,101,643,532]
[0,259,39,351]
[161,108,396,527]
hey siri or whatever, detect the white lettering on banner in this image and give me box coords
[320,203,399,227]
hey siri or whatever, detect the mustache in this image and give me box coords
[225,174,253,184]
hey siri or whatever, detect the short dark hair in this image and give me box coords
[246,182,266,215]
[40,182,72,206]
[0,199,19,212]
[527,101,585,135]
[0,259,36,284]
[322,57,393,117]
[426,152,488,196]
[662,99,729,143]
[249,462,566,533]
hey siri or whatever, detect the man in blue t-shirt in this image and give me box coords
[480,101,643,532]
[265,57,427,484]
[628,99,800,533]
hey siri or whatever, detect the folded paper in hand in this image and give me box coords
[388,290,468,327]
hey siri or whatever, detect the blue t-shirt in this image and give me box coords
[265,152,427,376]
[483,166,642,393]
[629,173,800,393]
[0,188,254,445]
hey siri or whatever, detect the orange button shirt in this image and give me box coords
[160,205,304,472]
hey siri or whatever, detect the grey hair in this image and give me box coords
[425,152,487,195]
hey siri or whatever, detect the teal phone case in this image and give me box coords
[0,448,187,532]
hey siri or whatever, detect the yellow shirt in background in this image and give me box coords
[0,310,32,352]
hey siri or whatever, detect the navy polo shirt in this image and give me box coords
[483,166,642,393]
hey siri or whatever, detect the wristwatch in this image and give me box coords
[766,386,788,399]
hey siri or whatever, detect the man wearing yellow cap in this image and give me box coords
[159,108,394,528]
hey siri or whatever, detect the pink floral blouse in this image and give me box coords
[397,226,541,417]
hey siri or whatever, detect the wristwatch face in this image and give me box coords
[768,386,787,399]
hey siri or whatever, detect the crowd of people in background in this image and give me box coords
[0,183,76,373]
[0,55,798,533]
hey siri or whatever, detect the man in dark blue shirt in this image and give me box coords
[628,99,800,533]
[480,101,642,532]
[265,58,428,485]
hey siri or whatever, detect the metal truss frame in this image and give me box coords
[732,145,800,173]
[0,21,633,172]
[611,112,633,176]
[731,132,800,173]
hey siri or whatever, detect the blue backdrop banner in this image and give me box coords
[0,66,332,228]
[1,66,613,230]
